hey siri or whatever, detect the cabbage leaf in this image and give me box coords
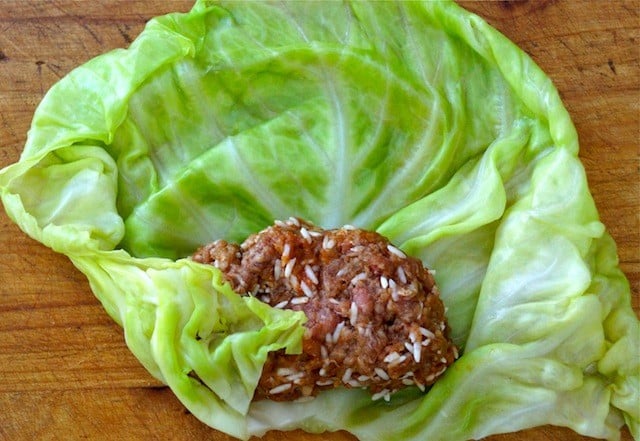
[1,1,637,440]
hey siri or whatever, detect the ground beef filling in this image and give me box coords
[192,218,458,402]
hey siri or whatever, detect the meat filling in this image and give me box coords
[192,217,458,402]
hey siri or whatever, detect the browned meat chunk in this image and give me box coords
[192,217,458,402]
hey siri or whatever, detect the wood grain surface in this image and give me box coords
[0,1,637,440]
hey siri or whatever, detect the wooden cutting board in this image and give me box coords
[0,1,637,440]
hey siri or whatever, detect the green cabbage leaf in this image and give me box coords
[1,1,637,440]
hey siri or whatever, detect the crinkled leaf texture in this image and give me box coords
[0,1,637,440]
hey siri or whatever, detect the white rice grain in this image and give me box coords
[300,281,314,298]
[322,235,335,250]
[383,352,400,363]
[349,302,358,326]
[350,272,367,285]
[374,367,389,381]
[371,389,389,401]
[269,383,292,394]
[304,264,319,284]
[389,278,398,301]
[286,372,305,383]
[387,244,406,258]
[277,368,296,376]
[284,258,297,278]
[413,342,422,363]
[341,368,353,384]
[274,300,289,309]
[392,355,407,365]
[274,259,282,279]
[332,321,345,343]
[419,327,435,339]
[396,266,407,284]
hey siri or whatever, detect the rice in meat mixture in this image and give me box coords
[192,218,458,402]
